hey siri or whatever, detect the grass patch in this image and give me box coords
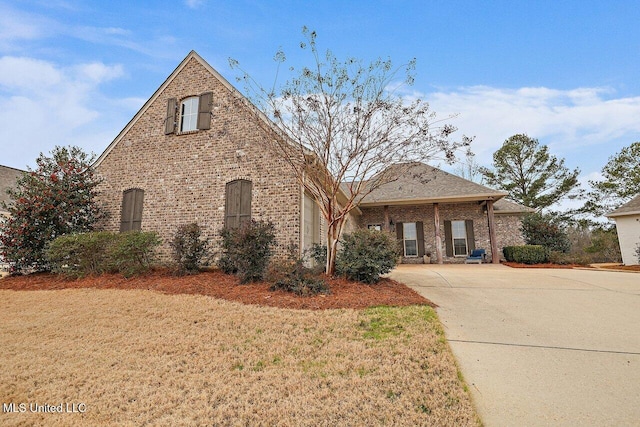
[0,289,478,426]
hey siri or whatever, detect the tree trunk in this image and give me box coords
[325,218,343,276]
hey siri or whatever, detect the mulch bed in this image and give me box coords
[502,262,590,269]
[0,269,434,310]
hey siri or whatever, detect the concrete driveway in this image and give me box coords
[389,264,640,427]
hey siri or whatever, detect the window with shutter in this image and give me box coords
[225,180,251,229]
[120,189,144,232]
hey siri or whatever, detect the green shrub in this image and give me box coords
[503,245,548,264]
[109,231,161,277]
[46,231,116,278]
[521,213,570,253]
[218,220,276,283]
[46,231,160,277]
[170,223,209,275]
[336,229,398,284]
[309,243,327,270]
[267,245,329,296]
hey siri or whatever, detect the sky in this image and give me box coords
[1,0,639,210]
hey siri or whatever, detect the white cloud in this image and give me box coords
[423,85,640,172]
[0,56,134,169]
[185,0,205,8]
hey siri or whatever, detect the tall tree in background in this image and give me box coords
[582,141,640,217]
[480,134,581,211]
[231,28,469,274]
[0,146,104,273]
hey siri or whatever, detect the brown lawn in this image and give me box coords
[0,272,479,426]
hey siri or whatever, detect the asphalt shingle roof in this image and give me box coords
[606,194,640,217]
[353,162,508,205]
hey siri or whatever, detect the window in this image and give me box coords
[403,222,418,257]
[444,220,475,257]
[164,92,212,134]
[368,224,382,231]
[451,220,468,256]
[120,189,144,232]
[225,180,252,229]
[180,97,199,132]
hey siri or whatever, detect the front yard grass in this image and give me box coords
[0,289,479,426]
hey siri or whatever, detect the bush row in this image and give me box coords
[45,221,399,293]
[503,245,548,264]
[46,231,160,278]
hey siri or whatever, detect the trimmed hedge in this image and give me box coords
[46,231,160,278]
[503,245,548,264]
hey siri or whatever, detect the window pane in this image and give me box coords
[368,224,381,231]
[405,240,418,256]
[403,222,417,239]
[452,220,466,238]
[454,238,467,256]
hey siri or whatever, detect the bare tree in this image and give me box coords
[454,150,483,183]
[231,28,469,274]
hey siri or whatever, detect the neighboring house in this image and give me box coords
[606,194,640,265]
[356,163,532,263]
[0,165,24,270]
[95,51,531,263]
[0,165,23,218]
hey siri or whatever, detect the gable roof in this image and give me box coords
[0,165,24,210]
[94,50,276,167]
[606,194,640,218]
[354,162,510,206]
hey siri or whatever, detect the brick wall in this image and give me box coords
[359,203,526,263]
[96,57,301,261]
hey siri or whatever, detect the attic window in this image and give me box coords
[164,92,213,134]
[180,97,199,132]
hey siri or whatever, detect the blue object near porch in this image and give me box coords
[465,249,486,264]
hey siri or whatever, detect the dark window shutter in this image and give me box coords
[165,98,177,134]
[132,190,144,231]
[120,190,134,232]
[444,220,453,257]
[465,220,475,252]
[120,189,144,232]
[197,92,213,130]
[416,221,425,257]
[239,180,252,226]
[395,222,404,241]
[225,180,251,229]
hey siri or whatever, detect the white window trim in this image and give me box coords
[403,222,418,257]
[179,96,199,132]
[451,220,468,257]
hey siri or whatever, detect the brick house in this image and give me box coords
[95,51,530,263]
[356,162,532,263]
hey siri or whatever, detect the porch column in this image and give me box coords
[486,199,500,264]
[383,205,390,232]
[434,203,443,264]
